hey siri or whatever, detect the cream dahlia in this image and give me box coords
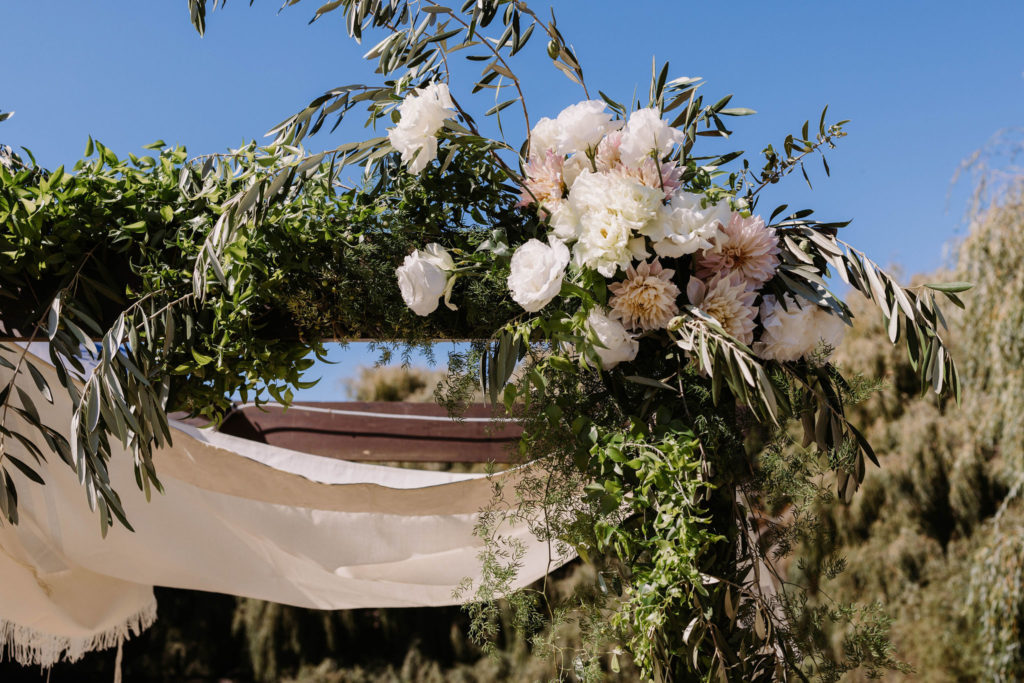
[685,274,758,345]
[608,259,680,331]
[696,213,780,287]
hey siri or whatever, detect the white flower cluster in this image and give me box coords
[522,103,728,278]
[395,97,846,372]
[387,83,456,174]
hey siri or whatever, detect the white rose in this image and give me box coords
[419,242,455,271]
[754,294,847,362]
[395,243,454,316]
[507,238,570,312]
[387,82,456,173]
[587,309,639,369]
[645,193,729,258]
[618,107,686,168]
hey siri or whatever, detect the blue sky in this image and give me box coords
[3,1,1023,399]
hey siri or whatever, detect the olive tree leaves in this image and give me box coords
[770,214,967,498]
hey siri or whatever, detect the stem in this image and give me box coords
[425,1,532,135]
[749,129,842,199]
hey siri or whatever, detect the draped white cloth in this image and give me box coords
[0,347,566,666]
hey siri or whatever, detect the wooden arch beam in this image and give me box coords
[176,402,520,464]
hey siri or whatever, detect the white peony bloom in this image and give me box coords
[395,243,454,316]
[507,238,571,312]
[528,116,560,158]
[565,171,659,276]
[548,202,582,243]
[754,294,847,362]
[553,100,622,156]
[528,100,621,159]
[387,83,456,174]
[618,108,686,168]
[561,153,590,189]
[645,193,729,258]
[587,309,639,369]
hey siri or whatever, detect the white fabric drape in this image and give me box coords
[0,347,567,666]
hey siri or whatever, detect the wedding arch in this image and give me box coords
[0,1,968,679]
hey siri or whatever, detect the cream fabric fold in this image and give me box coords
[0,347,569,666]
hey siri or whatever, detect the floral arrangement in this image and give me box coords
[396,91,853,408]
[379,64,965,677]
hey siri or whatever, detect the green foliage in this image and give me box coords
[0,137,520,529]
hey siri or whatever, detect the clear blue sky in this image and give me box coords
[3,1,1023,399]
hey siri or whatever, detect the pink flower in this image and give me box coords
[518,150,565,215]
[625,158,682,199]
[686,273,758,345]
[608,258,681,331]
[598,131,681,199]
[595,131,624,170]
[696,213,780,288]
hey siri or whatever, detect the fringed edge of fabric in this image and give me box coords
[0,597,157,668]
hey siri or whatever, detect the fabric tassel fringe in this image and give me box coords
[0,598,157,668]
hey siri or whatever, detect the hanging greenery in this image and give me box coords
[0,0,969,679]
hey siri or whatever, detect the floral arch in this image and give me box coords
[0,1,968,679]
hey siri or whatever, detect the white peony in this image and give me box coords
[587,309,639,369]
[574,211,648,278]
[754,294,847,362]
[618,108,686,168]
[562,171,659,276]
[528,116,561,158]
[387,83,456,174]
[395,243,454,316]
[528,100,621,159]
[548,202,582,243]
[507,238,570,312]
[644,192,730,258]
[553,100,622,156]
[560,153,590,189]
